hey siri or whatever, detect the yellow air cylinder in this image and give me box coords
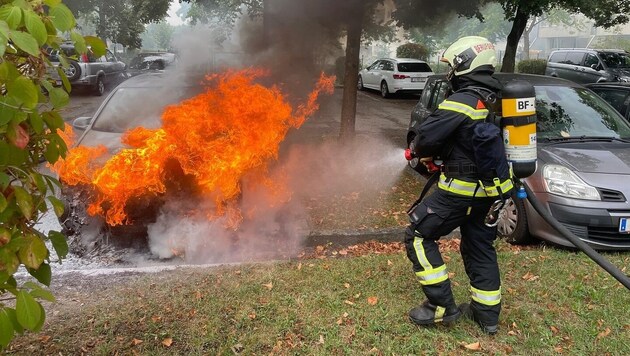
[501,80,537,178]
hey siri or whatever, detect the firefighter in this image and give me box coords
[404,36,513,335]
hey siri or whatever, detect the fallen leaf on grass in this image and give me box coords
[597,327,611,340]
[39,335,51,343]
[339,249,348,256]
[461,341,481,350]
[248,312,257,320]
[262,282,273,290]
[554,346,563,353]
[507,331,518,336]
[367,296,378,306]
[317,335,325,345]
[131,338,143,346]
[344,283,350,288]
[387,260,393,266]
[162,338,173,347]
[550,326,559,335]
[521,272,540,281]
[344,300,355,306]
[194,290,203,300]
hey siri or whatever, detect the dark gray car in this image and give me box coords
[407,73,630,250]
[545,48,630,84]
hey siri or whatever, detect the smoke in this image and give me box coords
[145,136,406,264]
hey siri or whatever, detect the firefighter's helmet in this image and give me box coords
[441,36,496,77]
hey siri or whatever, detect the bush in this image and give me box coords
[517,59,547,75]
[396,43,430,60]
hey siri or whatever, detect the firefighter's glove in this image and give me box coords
[420,157,439,173]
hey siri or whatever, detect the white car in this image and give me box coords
[358,58,434,98]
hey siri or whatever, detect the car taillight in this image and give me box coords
[393,74,409,79]
[80,54,89,63]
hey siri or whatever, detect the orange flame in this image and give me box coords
[54,69,335,227]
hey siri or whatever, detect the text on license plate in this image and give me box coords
[411,77,425,82]
[620,217,630,233]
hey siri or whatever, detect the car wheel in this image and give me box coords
[357,76,364,91]
[58,185,109,256]
[496,196,537,245]
[381,81,390,98]
[94,76,105,96]
[65,60,81,82]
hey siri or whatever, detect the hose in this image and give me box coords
[522,183,630,291]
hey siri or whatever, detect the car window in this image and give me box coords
[382,61,394,71]
[584,53,600,68]
[548,51,567,63]
[419,81,434,108]
[589,88,630,116]
[105,50,116,62]
[398,62,432,72]
[367,61,380,70]
[428,81,449,110]
[534,85,630,139]
[563,52,585,65]
[91,86,202,133]
[599,52,630,68]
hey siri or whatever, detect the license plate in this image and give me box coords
[620,217,630,233]
[411,77,425,82]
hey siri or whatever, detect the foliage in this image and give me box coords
[0,0,104,349]
[64,0,171,48]
[396,43,429,60]
[517,59,548,74]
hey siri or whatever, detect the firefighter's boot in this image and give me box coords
[459,302,498,335]
[409,300,461,326]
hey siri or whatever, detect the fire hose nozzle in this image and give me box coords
[404,148,415,161]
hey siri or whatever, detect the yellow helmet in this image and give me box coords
[441,36,497,77]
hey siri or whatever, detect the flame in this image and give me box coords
[54,69,335,228]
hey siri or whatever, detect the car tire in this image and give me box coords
[381,81,390,98]
[65,60,81,82]
[497,196,537,245]
[94,76,105,96]
[358,76,364,91]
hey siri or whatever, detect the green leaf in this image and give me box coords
[0,248,19,275]
[70,30,86,54]
[31,172,47,194]
[44,0,62,7]
[23,10,47,46]
[49,87,69,109]
[43,141,59,164]
[0,20,9,38]
[48,231,67,259]
[15,290,42,331]
[49,3,74,32]
[26,263,51,286]
[84,36,106,57]
[28,287,55,303]
[0,172,9,190]
[17,234,47,270]
[47,196,64,218]
[55,66,71,92]
[0,41,5,57]
[0,60,19,81]
[42,111,64,130]
[9,30,39,57]
[0,194,7,213]
[5,308,23,334]
[0,98,17,125]
[0,5,22,30]
[7,75,38,109]
[28,111,44,134]
[0,308,14,348]
[12,186,33,219]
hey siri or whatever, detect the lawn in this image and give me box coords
[6,240,630,355]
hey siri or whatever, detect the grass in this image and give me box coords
[6,242,630,355]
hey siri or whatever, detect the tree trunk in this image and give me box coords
[501,6,529,73]
[523,28,531,60]
[339,3,365,140]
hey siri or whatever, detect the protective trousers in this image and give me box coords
[404,188,502,325]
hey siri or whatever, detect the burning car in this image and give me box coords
[54,70,334,257]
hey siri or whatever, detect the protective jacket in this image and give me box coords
[411,75,513,198]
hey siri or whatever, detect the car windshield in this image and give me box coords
[398,62,432,72]
[599,52,630,68]
[534,85,630,140]
[91,86,200,133]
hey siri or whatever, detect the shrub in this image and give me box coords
[396,43,430,60]
[517,59,547,75]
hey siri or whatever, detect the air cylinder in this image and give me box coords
[501,80,537,178]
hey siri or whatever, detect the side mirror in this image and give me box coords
[72,116,92,130]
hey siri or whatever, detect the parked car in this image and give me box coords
[60,73,203,250]
[127,52,177,77]
[358,58,433,98]
[545,48,630,84]
[47,43,128,96]
[407,73,630,250]
[585,82,630,122]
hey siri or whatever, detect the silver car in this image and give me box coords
[407,73,630,251]
[48,43,128,96]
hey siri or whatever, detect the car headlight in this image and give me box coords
[543,164,600,200]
